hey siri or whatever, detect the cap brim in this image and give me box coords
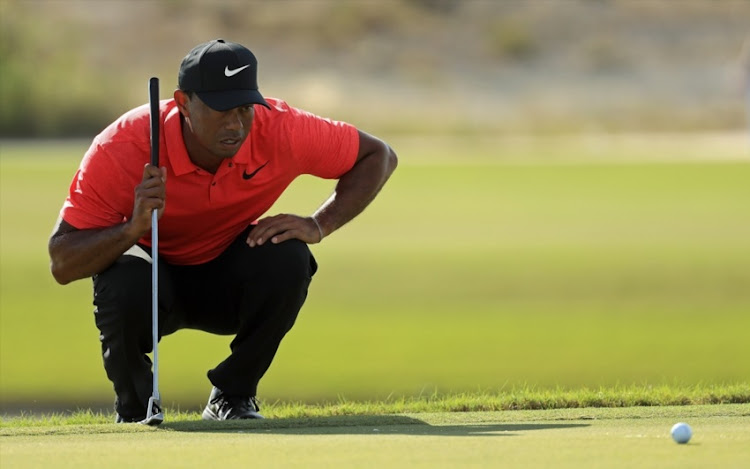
[196,89,270,111]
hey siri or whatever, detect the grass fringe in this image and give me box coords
[3,383,748,427]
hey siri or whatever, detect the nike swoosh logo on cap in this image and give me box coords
[225,64,250,77]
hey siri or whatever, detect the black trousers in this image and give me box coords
[92,226,317,420]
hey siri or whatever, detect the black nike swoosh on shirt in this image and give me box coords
[242,161,269,180]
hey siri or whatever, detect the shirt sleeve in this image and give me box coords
[60,140,142,229]
[281,104,360,179]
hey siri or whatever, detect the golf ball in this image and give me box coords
[671,422,692,444]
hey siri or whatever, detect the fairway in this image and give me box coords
[2,405,749,468]
[1,137,749,410]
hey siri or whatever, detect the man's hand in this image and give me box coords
[48,163,167,285]
[129,164,167,237]
[247,214,323,247]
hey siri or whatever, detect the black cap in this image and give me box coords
[178,39,270,111]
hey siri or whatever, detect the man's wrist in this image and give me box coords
[311,216,324,242]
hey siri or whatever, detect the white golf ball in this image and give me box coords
[671,422,692,444]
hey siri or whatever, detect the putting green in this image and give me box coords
[2,405,748,468]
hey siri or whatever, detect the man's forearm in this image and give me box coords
[49,219,146,285]
[313,140,397,238]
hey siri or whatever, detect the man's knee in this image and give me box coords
[252,239,318,292]
[264,240,317,288]
[226,236,316,285]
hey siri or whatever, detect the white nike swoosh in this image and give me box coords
[225,65,250,77]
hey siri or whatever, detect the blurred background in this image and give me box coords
[1,0,749,414]
[3,0,750,137]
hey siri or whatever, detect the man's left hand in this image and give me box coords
[247,214,323,247]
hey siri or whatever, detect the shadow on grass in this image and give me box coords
[162,415,589,437]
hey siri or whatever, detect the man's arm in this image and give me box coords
[248,130,398,246]
[49,164,166,285]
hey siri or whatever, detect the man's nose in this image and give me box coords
[224,109,243,131]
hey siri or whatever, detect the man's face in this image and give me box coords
[176,91,255,160]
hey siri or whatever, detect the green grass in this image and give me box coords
[3,384,749,429]
[2,404,749,469]
[1,137,749,412]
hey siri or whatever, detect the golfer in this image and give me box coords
[48,39,397,422]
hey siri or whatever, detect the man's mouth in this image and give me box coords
[219,137,242,148]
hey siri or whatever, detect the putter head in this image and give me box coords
[140,397,164,426]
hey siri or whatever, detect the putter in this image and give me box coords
[142,76,164,426]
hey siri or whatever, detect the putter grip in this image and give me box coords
[149,77,159,167]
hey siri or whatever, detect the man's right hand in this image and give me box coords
[48,164,167,285]
[129,164,167,237]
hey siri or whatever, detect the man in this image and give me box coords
[48,39,397,422]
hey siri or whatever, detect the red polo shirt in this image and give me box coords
[61,98,359,265]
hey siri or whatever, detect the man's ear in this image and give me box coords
[174,90,190,117]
